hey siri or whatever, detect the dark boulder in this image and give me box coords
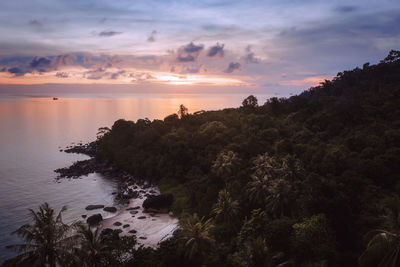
[100,228,113,237]
[113,221,122,226]
[103,207,117,212]
[85,205,104,210]
[142,194,173,213]
[128,229,137,234]
[123,224,130,228]
[86,214,103,226]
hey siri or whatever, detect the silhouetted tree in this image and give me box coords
[178,104,189,118]
[6,203,78,267]
[242,95,258,108]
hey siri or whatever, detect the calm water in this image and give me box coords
[0,93,270,262]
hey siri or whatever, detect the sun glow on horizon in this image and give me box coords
[0,68,247,87]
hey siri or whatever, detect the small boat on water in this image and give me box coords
[53,97,58,100]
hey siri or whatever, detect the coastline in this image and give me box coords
[99,183,179,247]
[56,142,179,248]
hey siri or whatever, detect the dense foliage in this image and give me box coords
[4,50,400,266]
[95,50,400,266]
[2,203,137,267]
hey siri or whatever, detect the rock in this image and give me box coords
[103,207,117,212]
[132,206,140,209]
[86,214,103,226]
[112,192,117,195]
[168,211,174,216]
[113,221,122,226]
[130,210,138,215]
[85,204,104,210]
[123,224,130,228]
[139,236,147,240]
[138,216,146,219]
[128,229,137,234]
[82,215,87,218]
[149,189,157,194]
[100,228,113,237]
[142,194,173,213]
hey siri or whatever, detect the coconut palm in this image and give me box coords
[6,202,77,267]
[179,213,215,260]
[73,223,113,267]
[359,196,400,266]
[212,189,240,223]
[358,229,400,267]
[247,173,269,206]
[212,150,240,182]
[265,178,293,218]
[247,153,302,209]
[233,237,273,267]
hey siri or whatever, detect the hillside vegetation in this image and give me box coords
[96,50,400,265]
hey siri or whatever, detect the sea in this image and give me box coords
[0,92,273,263]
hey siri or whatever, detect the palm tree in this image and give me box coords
[233,237,273,267]
[6,203,77,267]
[247,172,269,206]
[179,213,215,260]
[244,237,273,267]
[74,223,112,267]
[265,178,293,218]
[212,150,240,183]
[358,229,400,266]
[247,153,301,211]
[359,196,400,266]
[212,189,240,223]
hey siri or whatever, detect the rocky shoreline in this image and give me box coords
[55,142,178,247]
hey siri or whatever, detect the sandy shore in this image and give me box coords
[99,184,179,247]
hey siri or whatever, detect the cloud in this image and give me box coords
[98,31,122,37]
[177,54,195,62]
[84,68,107,80]
[207,43,224,57]
[176,42,204,62]
[30,57,51,69]
[335,6,358,13]
[244,52,259,63]
[55,72,69,78]
[183,42,204,53]
[182,65,206,74]
[110,70,126,79]
[129,72,155,82]
[243,46,260,63]
[8,67,26,76]
[147,30,157,42]
[29,19,42,26]
[225,62,241,73]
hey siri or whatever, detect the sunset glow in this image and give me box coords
[0,0,397,94]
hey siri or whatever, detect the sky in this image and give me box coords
[0,0,399,95]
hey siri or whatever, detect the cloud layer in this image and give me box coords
[0,0,399,94]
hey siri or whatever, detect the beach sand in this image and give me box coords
[99,184,179,247]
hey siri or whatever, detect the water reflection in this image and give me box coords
[0,93,268,263]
